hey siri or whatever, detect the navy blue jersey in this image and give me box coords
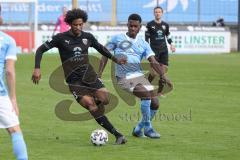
[145,20,172,53]
[37,31,112,84]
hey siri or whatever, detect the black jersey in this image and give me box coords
[36,31,112,84]
[145,20,172,53]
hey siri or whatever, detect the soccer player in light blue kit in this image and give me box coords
[99,14,170,138]
[0,5,28,160]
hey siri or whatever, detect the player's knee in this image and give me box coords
[134,84,151,98]
[95,91,110,105]
[101,97,110,105]
[150,97,159,110]
[81,96,95,108]
[7,125,21,134]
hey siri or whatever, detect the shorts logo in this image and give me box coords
[82,39,88,45]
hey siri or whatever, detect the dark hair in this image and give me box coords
[65,8,88,25]
[154,6,163,12]
[128,14,142,23]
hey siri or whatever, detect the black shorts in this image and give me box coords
[68,78,105,102]
[152,49,169,66]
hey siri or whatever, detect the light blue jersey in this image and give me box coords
[0,31,17,96]
[107,33,154,78]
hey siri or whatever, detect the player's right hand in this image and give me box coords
[116,57,127,65]
[32,68,41,84]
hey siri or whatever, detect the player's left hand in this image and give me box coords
[32,68,41,84]
[170,44,176,52]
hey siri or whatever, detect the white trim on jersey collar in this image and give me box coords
[124,33,139,43]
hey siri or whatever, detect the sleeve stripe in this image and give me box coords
[43,43,50,49]
[146,52,155,59]
[5,55,17,61]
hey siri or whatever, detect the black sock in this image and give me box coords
[95,116,122,138]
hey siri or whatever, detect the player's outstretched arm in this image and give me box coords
[98,56,108,78]
[148,56,164,76]
[31,44,49,84]
[90,33,127,65]
[98,55,127,78]
[148,56,168,80]
[148,56,172,85]
[93,42,127,65]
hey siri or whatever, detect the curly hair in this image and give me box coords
[128,14,142,23]
[64,8,88,25]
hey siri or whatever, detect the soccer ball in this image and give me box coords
[90,129,108,146]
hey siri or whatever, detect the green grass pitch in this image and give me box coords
[0,53,240,160]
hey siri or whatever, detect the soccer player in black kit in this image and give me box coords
[31,8,127,144]
[145,6,175,96]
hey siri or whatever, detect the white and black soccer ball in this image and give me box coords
[90,129,108,146]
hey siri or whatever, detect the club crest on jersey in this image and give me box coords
[119,40,132,50]
[162,25,166,30]
[47,37,52,43]
[82,38,88,45]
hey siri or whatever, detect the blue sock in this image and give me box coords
[11,132,28,160]
[134,118,144,132]
[140,99,152,131]
[150,109,158,121]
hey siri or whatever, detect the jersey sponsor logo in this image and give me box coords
[82,38,88,45]
[151,26,155,29]
[72,47,83,61]
[73,47,82,56]
[156,30,164,40]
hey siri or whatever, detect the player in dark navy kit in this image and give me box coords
[145,6,175,96]
[31,8,127,144]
